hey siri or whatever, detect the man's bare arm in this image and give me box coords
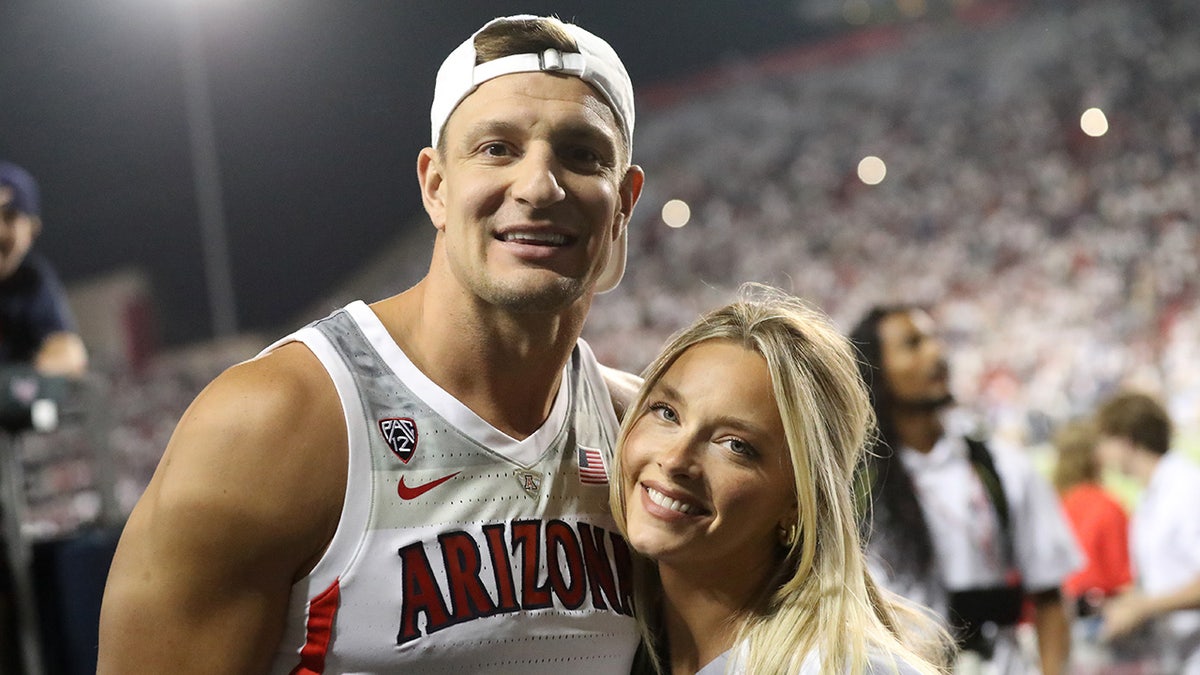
[98,344,345,674]
[1102,575,1200,641]
[1031,588,1071,675]
[600,364,642,422]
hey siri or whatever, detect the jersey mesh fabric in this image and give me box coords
[267,302,638,674]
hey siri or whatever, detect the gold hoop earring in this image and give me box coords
[777,522,798,548]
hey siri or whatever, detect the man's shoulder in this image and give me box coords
[960,431,1036,475]
[152,341,346,547]
[215,341,339,425]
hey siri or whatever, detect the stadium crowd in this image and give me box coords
[24,0,1200,533]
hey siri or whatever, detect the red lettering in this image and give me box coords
[610,531,634,616]
[546,520,586,609]
[439,531,498,620]
[397,543,451,644]
[578,523,621,613]
[482,523,520,613]
[397,520,634,644]
[511,520,553,609]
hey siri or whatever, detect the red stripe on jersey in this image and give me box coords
[289,578,341,675]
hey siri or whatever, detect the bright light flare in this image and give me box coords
[661,199,691,228]
[857,156,887,185]
[1081,107,1109,137]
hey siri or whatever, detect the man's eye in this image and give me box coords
[482,143,512,157]
[564,146,603,167]
[572,148,598,162]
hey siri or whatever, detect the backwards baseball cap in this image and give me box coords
[430,15,636,293]
[0,161,40,218]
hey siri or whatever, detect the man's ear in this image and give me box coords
[30,216,42,239]
[417,147,447,231]
[613,165,645,239]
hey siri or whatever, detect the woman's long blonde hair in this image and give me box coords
[610,284,948,674]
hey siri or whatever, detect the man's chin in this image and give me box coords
[483,276,589,314]
[897,393,955,412]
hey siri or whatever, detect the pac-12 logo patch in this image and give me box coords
[379,417,418,463]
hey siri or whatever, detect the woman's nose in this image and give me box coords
[655,436,701,479]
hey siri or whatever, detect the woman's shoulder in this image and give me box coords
[700,645,937,675]
[798,650,936,675]
[861,652,933,675]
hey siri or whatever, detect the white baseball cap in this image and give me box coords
[430,15,636,293]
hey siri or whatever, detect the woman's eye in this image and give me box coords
[648,402,678,423]
[725,438,757,458]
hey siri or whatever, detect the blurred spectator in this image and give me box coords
[1051,419,1132,610]
[1051,419,1135,672]
[1094,391,1200,673]
[0,160,87,377]
[851,305,1081,675]
[0,160,88,675]
[585,0,1200,455]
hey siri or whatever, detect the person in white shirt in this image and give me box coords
[611,286,949,675]
[850,306,1081,675]
[1094,391,1200,674]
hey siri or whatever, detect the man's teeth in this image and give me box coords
[503,232,567,245]
[646,487,695,514]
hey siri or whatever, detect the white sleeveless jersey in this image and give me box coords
[265,302,637,674]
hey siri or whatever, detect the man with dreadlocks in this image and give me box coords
[850,306,1080,675]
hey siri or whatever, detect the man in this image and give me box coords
[1,160,88,675]
[1094,391,1200,674]
[0,160,87,377]
[850,306,1080,675]
[98,15,644,674]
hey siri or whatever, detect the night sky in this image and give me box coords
[0,1,831,346]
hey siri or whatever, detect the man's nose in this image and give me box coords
[511,148,566,208]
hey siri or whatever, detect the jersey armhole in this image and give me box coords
[268,326,374,592]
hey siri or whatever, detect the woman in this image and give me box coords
[610,286,948,675]
[1051,420,1132,611]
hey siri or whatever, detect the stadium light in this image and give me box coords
[857,155,887,185]
[1080,107,1109,137]
[662,199,692,228]
[174,0,238,337]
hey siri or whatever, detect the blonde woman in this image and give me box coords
[610,285,948,675]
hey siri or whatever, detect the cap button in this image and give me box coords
[539,48,564,72]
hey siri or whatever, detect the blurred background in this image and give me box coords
[1,0,1198,669]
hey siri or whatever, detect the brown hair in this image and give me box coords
[1051,419,1100,491]
[437,17,581,158]
[1094,391,1173,456]
[473,17,578,63]
[438,17,630,163]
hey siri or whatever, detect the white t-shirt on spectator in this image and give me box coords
[1131,451,1200,674]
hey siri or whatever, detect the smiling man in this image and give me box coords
[98,15,644,674]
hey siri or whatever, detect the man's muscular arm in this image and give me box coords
[600,364,643,422]
[98,344,346,674]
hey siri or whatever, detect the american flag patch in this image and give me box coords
[577,446,608,485]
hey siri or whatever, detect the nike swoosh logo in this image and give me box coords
[397,472,460,500]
